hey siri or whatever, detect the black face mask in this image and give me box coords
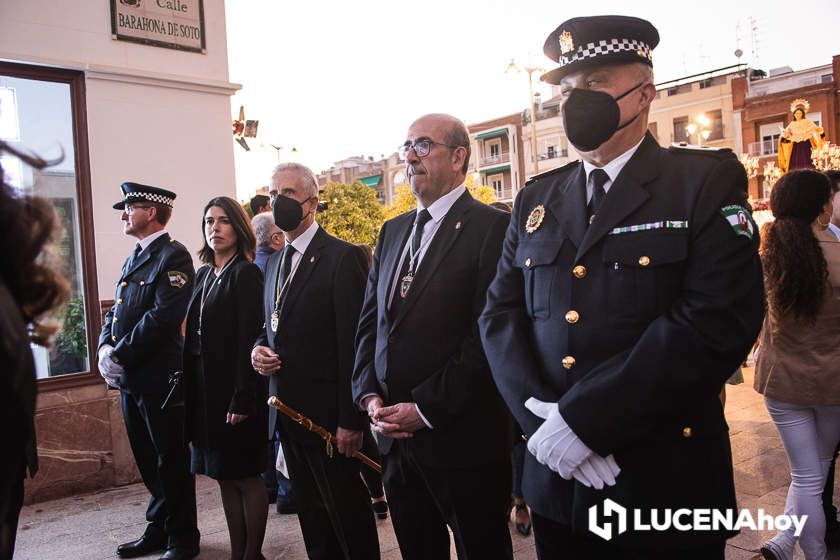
[562,82,645,152]
[272,194,308,232]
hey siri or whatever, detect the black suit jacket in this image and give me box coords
[479,133,765,548]
[352,190,512,469]
[99,233,195,394]
[255,226,369,446]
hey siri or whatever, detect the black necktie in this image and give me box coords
[587,169,610,224]
[277,244,295,292]
[389,208,433,317]
[127,243,142,270]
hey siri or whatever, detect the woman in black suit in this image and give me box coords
[185,196,267,560]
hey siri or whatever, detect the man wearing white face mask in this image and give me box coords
[479,15,765,559]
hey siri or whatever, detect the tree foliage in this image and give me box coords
[317,181,385,246]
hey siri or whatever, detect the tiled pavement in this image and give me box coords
[15,368,840,559]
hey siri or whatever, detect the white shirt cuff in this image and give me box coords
[414,403,433,429]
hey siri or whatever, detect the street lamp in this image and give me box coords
[686,114,712,146]
[505,58,543,178]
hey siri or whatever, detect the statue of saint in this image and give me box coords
[778,98,825,173]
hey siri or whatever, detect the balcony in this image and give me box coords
[748,140,779,157]
[479,152,511,168]
[539,148,568,160]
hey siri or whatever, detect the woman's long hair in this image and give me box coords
[762,169,832,323]
[0,141,70,345]
[197,196,257,265]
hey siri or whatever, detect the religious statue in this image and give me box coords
[778,98,825,173]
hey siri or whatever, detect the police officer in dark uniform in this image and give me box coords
[479,16,765,560]
[98,183,199,560]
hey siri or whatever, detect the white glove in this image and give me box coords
[97,345,123,387]
[570,454,621,489]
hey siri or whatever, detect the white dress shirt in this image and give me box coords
[581,135,645,203]
[284,220,320,283]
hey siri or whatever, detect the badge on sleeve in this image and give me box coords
[720,205,754,240]
[167,270,188,288]
[525,205,546,234]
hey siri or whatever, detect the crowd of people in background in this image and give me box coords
[4,12,840,560]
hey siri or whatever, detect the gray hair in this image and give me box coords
[251,211,280,247]
[271,162,319,198]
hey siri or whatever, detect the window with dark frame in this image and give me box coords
[0,61,98,388]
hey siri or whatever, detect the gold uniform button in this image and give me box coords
[525,257,532,268]
[638,255,651,267]
[117,298,123,304]
[139,280,145,286]
[120,281,127,287]
[572,265,586,278]
[565,310,580,324]
[682,427,693,438]
[562,356,576,370]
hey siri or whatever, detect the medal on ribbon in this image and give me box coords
[400,273,414,299]
[270,310,279,332]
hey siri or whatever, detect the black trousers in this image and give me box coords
[382,442,513,560]
[121,391,198,548]
[283,436,379,560]
[0,477,24,560]
[532,513,726,560]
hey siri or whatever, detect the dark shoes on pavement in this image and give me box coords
[116,535,167,558]
[158,546,199,560]
[372,499,389,520]
[276,500,297,514]
[514,503,532,537]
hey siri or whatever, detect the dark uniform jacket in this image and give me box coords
[352,191,513,468]
[255,226,369,447]
[479,133,765,549]
[98,233,195,394]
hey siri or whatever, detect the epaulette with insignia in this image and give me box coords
[668,142,734,159]
[525,160,580,185]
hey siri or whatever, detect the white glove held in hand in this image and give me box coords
[525,397,593,479]
[571,453,621,489]
[97,345,123,387]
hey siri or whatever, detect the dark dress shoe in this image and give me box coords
[759,544,782,560]
[514,503,532,537]
[372,500,389,520]
[116,535,167,558]
[159,546,200,560]
[276,500,297,514]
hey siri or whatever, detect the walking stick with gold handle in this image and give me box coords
[267,396,382,474]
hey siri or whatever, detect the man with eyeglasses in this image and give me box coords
[98,182,199,560]
[479,15,764,559]
[352,113,514,559]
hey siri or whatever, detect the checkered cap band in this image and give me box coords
[125,192,174,207]
[559,38,652,66]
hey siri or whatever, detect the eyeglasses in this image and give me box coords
[124,204,151,214]
[398,139,459,160]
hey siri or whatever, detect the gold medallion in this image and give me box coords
[525,205,546,234]
[559,31,574,54]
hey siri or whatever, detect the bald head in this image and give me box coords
[409,114,471,174]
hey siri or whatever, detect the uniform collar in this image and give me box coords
[137,229,168,253]
[582,135,645,184]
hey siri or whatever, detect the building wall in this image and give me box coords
[733,57,839,198]
[1,0,239,503]
[648,74,739,150]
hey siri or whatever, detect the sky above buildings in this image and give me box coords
[225,0,840,197]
